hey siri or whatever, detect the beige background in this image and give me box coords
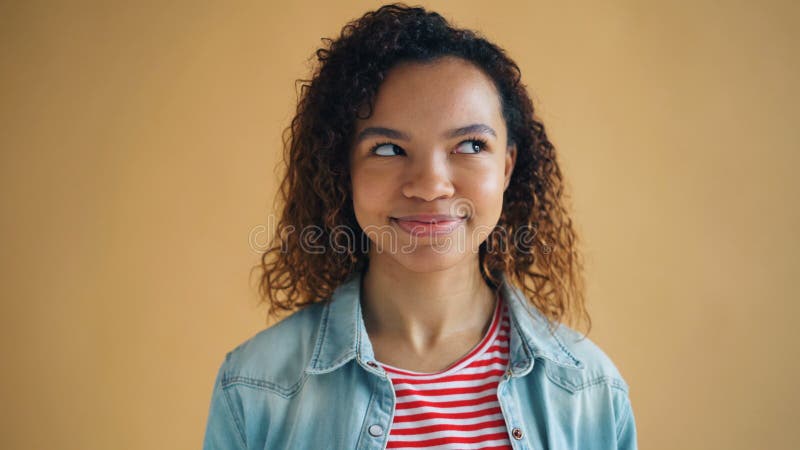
[1,0,798,449]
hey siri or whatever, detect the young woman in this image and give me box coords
[203,4,637,449]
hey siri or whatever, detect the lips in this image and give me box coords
[391,214,466,237]
[392,213,466,223]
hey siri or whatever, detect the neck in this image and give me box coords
[360,253,497,353]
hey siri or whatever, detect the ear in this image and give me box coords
[504,143,517,191]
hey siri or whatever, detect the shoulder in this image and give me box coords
[538,324,639,446]
[550,324,638,445]
[504,284,630,394]
[501,277,629,394]
[544,323,630,395]
[217,301,327,395]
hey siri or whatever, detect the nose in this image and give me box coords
[400,151,455,201]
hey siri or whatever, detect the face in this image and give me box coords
[349,56,516,273]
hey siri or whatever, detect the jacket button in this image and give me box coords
[511,427,524,440]
[368,424,384,437]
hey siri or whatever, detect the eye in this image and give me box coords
[369,142,405,157]
[454,138,488,154]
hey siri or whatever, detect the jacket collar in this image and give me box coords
[305,267,584,377]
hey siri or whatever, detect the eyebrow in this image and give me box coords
[354,123,497,144]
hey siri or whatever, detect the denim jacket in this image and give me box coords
[202,269,638,449]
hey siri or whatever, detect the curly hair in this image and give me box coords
[253,3,591,336]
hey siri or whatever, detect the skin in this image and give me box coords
[349,55,517,372]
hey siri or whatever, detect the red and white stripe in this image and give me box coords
[379,292,512,450]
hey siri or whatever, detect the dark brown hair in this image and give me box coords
[252,3,590,335]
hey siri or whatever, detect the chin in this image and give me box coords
[388,245,473,273]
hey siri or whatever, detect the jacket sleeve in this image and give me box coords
[616,392,638,450]
[202,356,247,450]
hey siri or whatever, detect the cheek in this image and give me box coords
[459,167,506,209]
[447,169,505,245]
[475,173,505,196]
[351,169,391,216]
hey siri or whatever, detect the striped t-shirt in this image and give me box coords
[378,291,512,449]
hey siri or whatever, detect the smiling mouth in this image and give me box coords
[390,217,466,236]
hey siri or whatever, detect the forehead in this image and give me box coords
[355,56,504,134]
